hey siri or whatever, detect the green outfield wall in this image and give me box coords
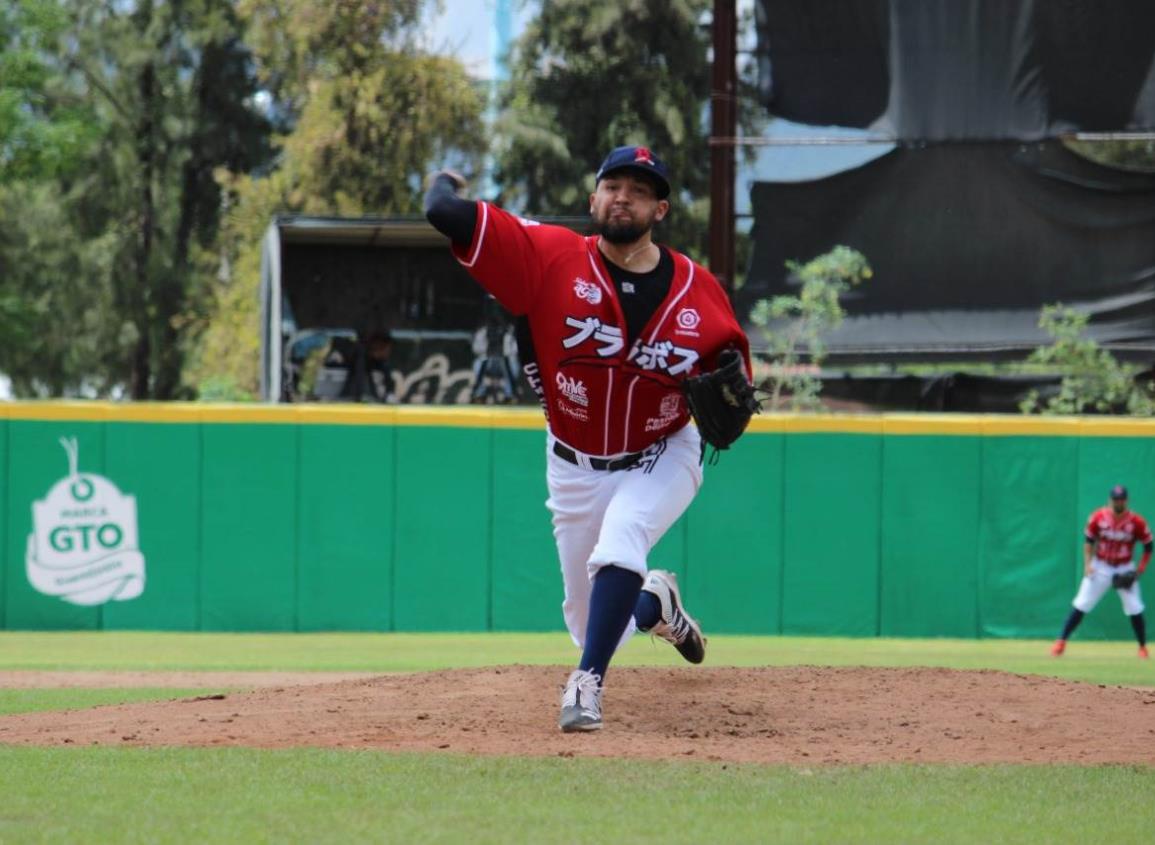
[2,403,1153,640]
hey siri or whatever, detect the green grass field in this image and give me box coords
[1,632,1153,844]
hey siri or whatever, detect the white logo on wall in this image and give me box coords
[25,438,146,606]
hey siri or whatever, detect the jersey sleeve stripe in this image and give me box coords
[622,374,640,454]
[585,245,615,296]
[455,200,489,269]
[603,367,614,456]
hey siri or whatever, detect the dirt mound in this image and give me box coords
[3,665,1154,765]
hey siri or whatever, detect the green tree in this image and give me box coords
[188,0,486,398]
[495,0,760,259]
[1,0,114,396]
[0,0,100,184]
[1063,138,1155,174]
[69,0,273,399]
[750,246,872,411]
[1020,304,1155,416]
[0,0,273,399]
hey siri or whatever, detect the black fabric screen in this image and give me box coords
[280,243,485,335]
[741,141,1155,362]
[755,0,1155,138]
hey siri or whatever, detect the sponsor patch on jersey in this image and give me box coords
[674,307,701,337]
[556,397,589,422]
[676,307,701,331]
[555,372,590,407]
[645,393,682,432]
[573,277,602,305]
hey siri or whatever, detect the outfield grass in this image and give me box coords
[0,630,1152,686]
[0,689,225,716]
[0,748,1152,845]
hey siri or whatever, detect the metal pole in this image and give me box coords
[709,0,737,292]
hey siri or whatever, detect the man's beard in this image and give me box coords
[597,218,650,245]
[1114,503,1127,514]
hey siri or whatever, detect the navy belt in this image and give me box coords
[552,442,643,472]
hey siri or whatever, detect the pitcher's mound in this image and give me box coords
[2,665,1154,765]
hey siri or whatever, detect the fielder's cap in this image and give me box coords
[595,145,671,199]
[1111,484,1129,499]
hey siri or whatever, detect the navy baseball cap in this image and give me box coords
[1111,484,1129,499]
[595,145,671,199]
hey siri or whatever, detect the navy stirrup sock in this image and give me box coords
[1060,608,1085,641]
[1130,612,1147,647]
[634,590,661,632]
[579,566,643,682]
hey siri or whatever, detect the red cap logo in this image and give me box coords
[634,147,654,165]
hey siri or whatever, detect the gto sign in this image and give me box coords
[25,438,146,606]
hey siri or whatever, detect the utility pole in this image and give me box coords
[710,0,738,292]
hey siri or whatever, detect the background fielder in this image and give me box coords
[1052,484,1153,658]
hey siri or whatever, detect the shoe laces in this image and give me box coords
[562,670,602,710]
[653,610,692,646]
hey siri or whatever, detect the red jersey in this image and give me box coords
[1085,507,1152,565]
[453,201,751,456]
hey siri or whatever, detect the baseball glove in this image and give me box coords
[682,348,761,451]
[1112,571,1139,590]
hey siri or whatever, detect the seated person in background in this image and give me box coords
[470,300,519,404]
[364,330,395,403]
[338,329,395,403]
[313,336,358,401]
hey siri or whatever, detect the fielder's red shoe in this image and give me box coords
[1050,639,1066,657]
[1140,645,1149,659]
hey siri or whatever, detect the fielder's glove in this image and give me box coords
[1112,571,1139,590]
[682,348,761,452]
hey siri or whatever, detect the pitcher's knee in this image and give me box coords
[586,556,646,581]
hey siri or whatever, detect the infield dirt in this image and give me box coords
[2,665,1154,765]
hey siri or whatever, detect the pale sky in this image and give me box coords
[424,0,533,79]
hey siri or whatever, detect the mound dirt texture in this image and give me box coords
[3,666,1155,765]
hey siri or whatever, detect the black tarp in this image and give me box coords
[815,372,1061,413]
[741,141,1155,362]
[281,242,485,335]
[755,0,1155,138]
[813,370,1155,414]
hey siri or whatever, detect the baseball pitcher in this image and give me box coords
[424,145,758,731]
[1052,484,1153,658]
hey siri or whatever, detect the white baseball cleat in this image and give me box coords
[558,668,603,732]
[642,570,706,664]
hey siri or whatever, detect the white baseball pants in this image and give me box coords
[1072,558,1145,615]
[544,423,704,648]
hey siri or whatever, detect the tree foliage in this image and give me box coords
[0,0,101,184]
[0,0,273,398]
[495,0,759,259]
[1020,304,1155,415]
[1063,138,1155,174]
[750,247,872,411]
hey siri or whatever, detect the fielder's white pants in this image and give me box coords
[1072,558,1145,615]
[545,423,704,648]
